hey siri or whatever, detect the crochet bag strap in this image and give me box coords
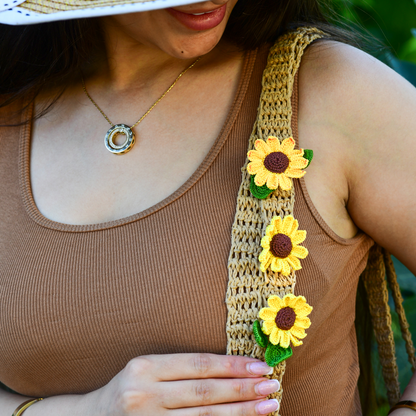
[225,27,325,413]
[361,245,416,406]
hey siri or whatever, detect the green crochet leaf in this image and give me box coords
[250,176,274,199]
[265,343,293,367]
[253,320,269,348]
[303,149,314,168]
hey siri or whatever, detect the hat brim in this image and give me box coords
[0,0,203,25]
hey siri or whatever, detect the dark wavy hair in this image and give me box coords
[0,1,381,413]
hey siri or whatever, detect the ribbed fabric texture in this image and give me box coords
[0,45,372,415]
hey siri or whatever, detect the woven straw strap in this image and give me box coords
[362,245,416,406]
[383,250,416,374]
[225,27,325,414]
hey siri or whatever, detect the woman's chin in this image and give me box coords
[166,31,225,59]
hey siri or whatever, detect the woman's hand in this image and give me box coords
[88,353,280,416]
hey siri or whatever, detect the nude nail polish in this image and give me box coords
[256,399,279,415]
[256,379,280,396]
[247,361,274,375]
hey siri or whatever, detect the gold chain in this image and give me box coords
[82,57,201,129]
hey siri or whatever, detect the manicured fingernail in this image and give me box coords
[255,379,280,396]
[256,399,279,415]
[247,362,274,375]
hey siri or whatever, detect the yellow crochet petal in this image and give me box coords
[269,327,281,345]
[290,149,304,157]
[291,230,307,245]
[270,216,282,233]
[282,215,295,236]
[289,333,303,347]
[289,155,308,168]
[247,149,265,163]
[254,139,271,156]
[291,245,308,259]
[284,294,297,306]
[295,316,311,329]
[259,262,270,273]
[265,227,274,240]
[280,331,291,348]
[259,247,271,261]
[259,307,277,321]
[263,319,275,335]
[247,161,264,175]
[290,325,307,339]
[254,168,269,186]
[296,303,313,317]
[267,136,281,152]
[281,137,296,154]
[271,257,283,273]
[285,168,306,178]
[268,295,284,311]
[286,254,302,270]
[266,173,279,190]
[292,295,308,309]
[281,259,291,276]
[259,250,272,272]
[279,174,292,191]
[260,235,271,249]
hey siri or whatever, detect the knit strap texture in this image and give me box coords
[225,27,325,413]
[362,245,416,406]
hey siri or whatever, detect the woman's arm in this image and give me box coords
[391,376,416,415]
[299,40,416,272]
[0,388,89,416]
[298,40,416,411]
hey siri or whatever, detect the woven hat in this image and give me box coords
[0,0,202,25]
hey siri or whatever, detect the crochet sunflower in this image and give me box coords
[253,294,313,367]
[247,137,309,192]
[259,215,308,276]
[260,294,312,347]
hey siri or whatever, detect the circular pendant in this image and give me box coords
[104,124,135,155]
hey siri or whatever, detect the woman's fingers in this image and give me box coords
[160,378,280,408]
[169,398,280,416]
[99,354,279,415]
[141,353,273,381]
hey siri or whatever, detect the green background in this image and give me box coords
[330,0,416,413]
[332,0,416,82]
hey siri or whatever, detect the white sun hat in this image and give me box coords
[0,0,202,25]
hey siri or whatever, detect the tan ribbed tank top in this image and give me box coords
[0,43,373,415]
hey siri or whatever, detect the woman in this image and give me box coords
[0,0,415,415]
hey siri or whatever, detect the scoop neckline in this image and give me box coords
[19,49,257,233]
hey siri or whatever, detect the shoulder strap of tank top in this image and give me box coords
[225,27,325,413]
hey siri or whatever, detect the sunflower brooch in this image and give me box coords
[253,294,313,367]
[247,136,313,199]
[259,215,308,276]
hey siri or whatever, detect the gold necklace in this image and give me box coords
[82,57,201,155]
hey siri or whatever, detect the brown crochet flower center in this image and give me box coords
[270,233,293,258]
[264,152,290,173]
[275,307,296,330]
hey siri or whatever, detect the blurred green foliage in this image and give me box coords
[331,0,416,84]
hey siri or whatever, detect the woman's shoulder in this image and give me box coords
[297,38,416,270]
[298,39,415,135]
[297,38,416,179]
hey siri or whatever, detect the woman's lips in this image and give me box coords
[167,4,227,31]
